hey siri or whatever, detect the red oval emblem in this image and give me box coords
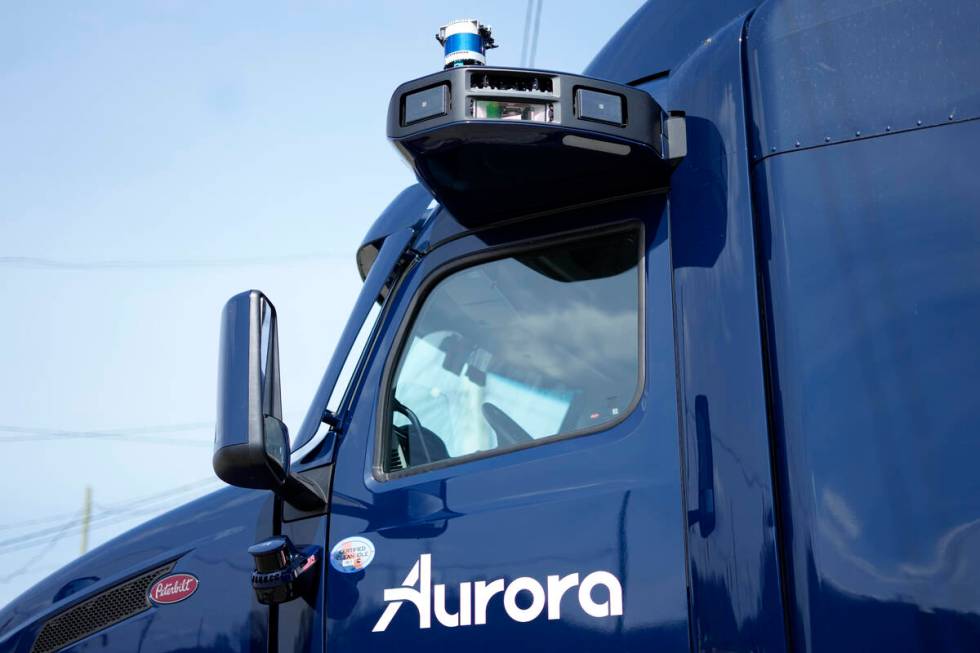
[148,573,198,605]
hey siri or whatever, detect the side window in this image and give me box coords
[383,228,642,473]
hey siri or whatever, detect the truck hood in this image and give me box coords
[0,485,273,648]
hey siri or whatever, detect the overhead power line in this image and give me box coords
[521,0,535,66]
[0,493,218,556]
[0,422,214,446]
[0,477,220,532]
[0,422,212,435]
[528,0,544,68]
[0,506,89,533]
[0,252,344,271]
[0,515,81,584]
[0,478,222,554]
[0,480,222,585]
[90,477,221,515]
[0,491,218,586]
[0,414,304,447]
[0,435,210,446]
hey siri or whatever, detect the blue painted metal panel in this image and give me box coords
[746,0,980,158]
[356,184,433,279]
[585,0,762,84]
[325,196,690,652]
[414,205,463,253]
[664,12,790,653]
[278,516,328,653]
[7,4,980,653]
[359,184,432,252]
[752,119,980,652]
[0,488,273,652]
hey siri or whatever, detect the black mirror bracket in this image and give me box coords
[320,409,339,428]
[280,470,327,512]
[283,462,333,522]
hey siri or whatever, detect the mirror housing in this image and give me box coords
[214,290,324,509]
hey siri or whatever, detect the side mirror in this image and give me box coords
[214,290,324,509]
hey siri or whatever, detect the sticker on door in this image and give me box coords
[330,536,376,574]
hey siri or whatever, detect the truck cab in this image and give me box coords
[2,1,979,652]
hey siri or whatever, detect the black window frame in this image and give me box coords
[373,220,647,481]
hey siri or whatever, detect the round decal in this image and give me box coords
[330,536,375,574]
[148,573,198,605]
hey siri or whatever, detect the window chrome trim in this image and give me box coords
[373,220,647,481]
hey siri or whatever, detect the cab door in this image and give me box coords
[325,196,688,652]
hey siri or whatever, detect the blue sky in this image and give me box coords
[0,1,645,605]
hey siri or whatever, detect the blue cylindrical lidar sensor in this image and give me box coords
[436,19,495,69]
[444,32,484,64]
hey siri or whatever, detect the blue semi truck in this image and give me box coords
[2,1,979,651]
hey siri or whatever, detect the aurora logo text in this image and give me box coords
[372,554,623,632]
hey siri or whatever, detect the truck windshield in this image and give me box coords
[385,227,641,472]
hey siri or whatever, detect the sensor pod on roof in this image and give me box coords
[387,65,686,225]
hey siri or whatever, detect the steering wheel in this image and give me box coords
[392,399,433,464]
[481,402,534,447]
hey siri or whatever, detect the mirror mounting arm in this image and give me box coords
[321,409,339,427]
[280,472,326,511]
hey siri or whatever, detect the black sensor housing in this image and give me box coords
[387,66,685,226]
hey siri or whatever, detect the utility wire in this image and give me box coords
[521,0,535,67]
[0,481,223,585]
[0,434,211,446]
[0,514,81,584]
[0,562,69,585]
[0,252,344,271]
[0,506,88,532]
[89,477,220,515]
[0,494,213,585]
[528,0,544,68]
[0,492,220,555]
[0,491,206,552]
[0,422,212,436]
[0,422,214,446]
[0,413,303,446]
[0,478,220,545]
